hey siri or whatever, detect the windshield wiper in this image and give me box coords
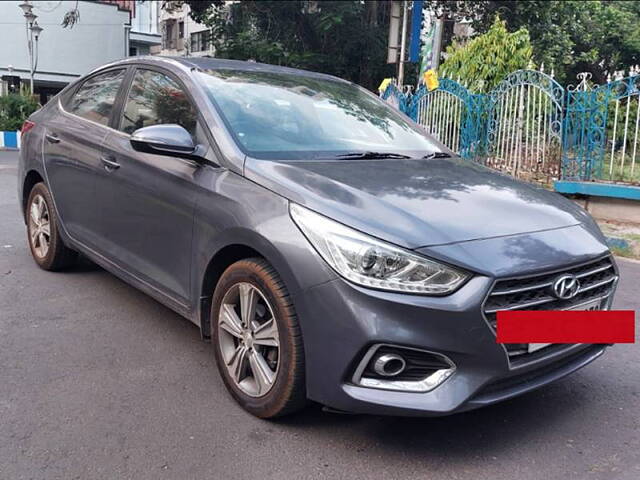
[333,151,412,160]
[423,152,453,159]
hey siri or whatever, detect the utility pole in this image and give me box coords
[18,1,43,95]
[397,0,409,87]
[431,17,444,70]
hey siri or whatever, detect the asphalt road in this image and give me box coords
[1,149,639,480]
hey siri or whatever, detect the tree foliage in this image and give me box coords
[0,94,39,131]
[182,1,396,91]
[439,16,532,93]
[427,1,640,85]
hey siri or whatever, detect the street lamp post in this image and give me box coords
[18,1,44,95]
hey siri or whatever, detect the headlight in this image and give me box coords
[290,203,469,295]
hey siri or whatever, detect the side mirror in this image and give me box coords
[130,124,199,158]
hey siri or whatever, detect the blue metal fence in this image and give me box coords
[382,68,640,186]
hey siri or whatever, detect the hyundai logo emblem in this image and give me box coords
[552,274,581,300]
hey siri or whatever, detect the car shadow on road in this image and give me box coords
[277,379,595,461]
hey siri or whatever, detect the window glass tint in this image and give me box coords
[120,69,197,137]
[68,69,125,126]
[195,70,442,160]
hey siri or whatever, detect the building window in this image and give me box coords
[129,46,138,56]
[163,20,176,49]
[190,30,211,52]
[178,21,184,38]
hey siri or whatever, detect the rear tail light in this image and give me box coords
[21,120,36,135]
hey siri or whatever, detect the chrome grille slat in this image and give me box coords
[485,295,556,314]
[575,263,614,278]
[576,275,617,294]
[483,255,617,361]
[490,281,553,296]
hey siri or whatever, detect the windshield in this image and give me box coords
[196,69,442,160]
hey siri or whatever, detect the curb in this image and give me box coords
[0,131,21,149]
[615,255,640,265]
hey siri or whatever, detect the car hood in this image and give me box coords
[244,156,602,249]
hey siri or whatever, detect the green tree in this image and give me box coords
[427,1,640,84]
[439,17,532,93]
[181,1,396,91]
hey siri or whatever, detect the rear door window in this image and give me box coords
[67,69,126,126]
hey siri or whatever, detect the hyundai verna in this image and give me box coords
[18,57,618,418]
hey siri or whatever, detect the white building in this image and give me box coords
[0,0,160,103]
[157,2,213,57]
[129,0,161,56]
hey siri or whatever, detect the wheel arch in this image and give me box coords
[22,169,45,223]
[197,232,300,340]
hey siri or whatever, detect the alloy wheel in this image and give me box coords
[217,282,280,397]
[28,194,51,259]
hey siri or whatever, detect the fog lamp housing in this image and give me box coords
[352,344,456,393]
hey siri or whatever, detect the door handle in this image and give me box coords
[101,155,120,171]
[45,133,60,144]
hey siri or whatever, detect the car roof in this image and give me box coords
[102,56,350,84]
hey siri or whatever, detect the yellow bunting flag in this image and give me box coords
[378,78,392,93]
[423,69,439,91]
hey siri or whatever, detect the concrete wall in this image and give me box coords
[571,196,640,225]
[0,1,130,87]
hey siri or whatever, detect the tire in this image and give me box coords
[26,182,77,271]
[211,258,306,418]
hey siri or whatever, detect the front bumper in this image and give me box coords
[294,274,610,416]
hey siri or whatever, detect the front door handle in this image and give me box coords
[101,155,120,171]
[45,133,60,144]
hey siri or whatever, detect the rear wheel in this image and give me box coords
[211,258,306,418]
[26,182,77,271]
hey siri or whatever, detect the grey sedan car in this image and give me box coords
[18,57,618,418]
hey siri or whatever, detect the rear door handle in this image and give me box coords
[101,155,120,171]
[45,133,60,144]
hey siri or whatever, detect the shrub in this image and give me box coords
[440,16,533,93]
[0,94,39,131]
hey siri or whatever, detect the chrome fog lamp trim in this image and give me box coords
[359,368,455,393]
[352,344,456,393]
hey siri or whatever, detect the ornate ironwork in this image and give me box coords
[564,70,640,183]
[381,82,408,113]
[407,79,473,156]
[383,68,640,185]
[484,69,565,181]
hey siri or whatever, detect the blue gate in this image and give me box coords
[382,67,640,186]
[484,70,564,181]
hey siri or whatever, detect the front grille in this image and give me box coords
[483,255,617,360]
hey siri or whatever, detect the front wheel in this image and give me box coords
[26,182,77,271]
[211,258,306,418]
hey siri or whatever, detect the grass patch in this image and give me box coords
[598,155,640,184]
[609,245,635,258]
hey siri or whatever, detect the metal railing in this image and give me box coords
[383,66,640,186]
